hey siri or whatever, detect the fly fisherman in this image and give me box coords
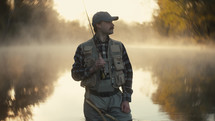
[71,11,133,121]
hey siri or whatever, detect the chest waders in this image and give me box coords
[85,99,119,121]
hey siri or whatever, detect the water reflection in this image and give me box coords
[0,46,73,121]
[33,69,166,121]
[0,45,215,121]
[148,47,215,121]
[32,72,85,121]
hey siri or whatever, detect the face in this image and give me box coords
[96,21,114,35]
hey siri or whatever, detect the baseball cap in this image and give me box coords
[92,11,119,26]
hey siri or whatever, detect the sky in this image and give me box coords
[53,0,159,26]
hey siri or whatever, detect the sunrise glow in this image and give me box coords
[53,0,158,26]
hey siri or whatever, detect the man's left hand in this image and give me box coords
[121,101,130,113]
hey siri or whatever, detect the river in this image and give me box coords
[0,45,215,121]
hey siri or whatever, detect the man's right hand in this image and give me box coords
[90,54,106,73]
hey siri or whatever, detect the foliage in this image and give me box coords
[153,0,215,43]
[0,0,90,44]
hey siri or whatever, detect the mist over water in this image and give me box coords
[0,45,74,120]
[0,44,215,121]
[1,0,215,120]
[130,45,215,121]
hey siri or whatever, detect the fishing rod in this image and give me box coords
[82,0,95,36]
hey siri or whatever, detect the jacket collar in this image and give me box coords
[93,34,110,44]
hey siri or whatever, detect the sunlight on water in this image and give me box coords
[1,45,215,121]
[32,71,85,121]
[8,88,15,101]
[31,69,170,121]
[131,69,170,121]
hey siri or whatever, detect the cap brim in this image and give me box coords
[112,16,119,21]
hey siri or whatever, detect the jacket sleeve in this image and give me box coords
[121,44,133,102]
[71,45,91,81]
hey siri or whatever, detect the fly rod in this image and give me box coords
[82,0,95,36]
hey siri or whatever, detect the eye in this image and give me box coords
[106,21,112,24]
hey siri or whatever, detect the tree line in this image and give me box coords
[0,0,159,45]
[1,0,215,44]
[0,0,90,45]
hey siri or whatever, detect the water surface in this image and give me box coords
[0,45,215,121]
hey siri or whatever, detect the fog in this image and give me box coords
[128,46,215,121]
[0,45,75,120]
[1,0,209,45]
[1,0,215,120]
[1,14,215,121]
[1,44,215,121]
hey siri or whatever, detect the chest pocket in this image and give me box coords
[83,46,95,67]
[81,45,97,87]
[83,46,92,56]
[111,44,124,70]
[113,56,124,70]
[111,44,125,87]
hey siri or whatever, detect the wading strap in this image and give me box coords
[85,99,119,121]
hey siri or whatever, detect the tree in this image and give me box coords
[153,0,215,43]
[0,0,11,41]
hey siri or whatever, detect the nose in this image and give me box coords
[110,22,114,27]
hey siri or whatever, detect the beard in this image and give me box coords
[108,27,114,34]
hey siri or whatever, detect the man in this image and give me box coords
[71,11,133,121]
